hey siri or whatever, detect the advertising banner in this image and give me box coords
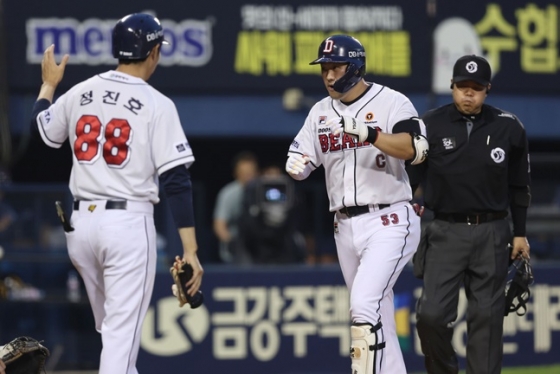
[5,1,559,94]
[138,265,560,373]
[430,1,560,94]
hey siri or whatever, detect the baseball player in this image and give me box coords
[286,35,428,373]
[30,13,203,373]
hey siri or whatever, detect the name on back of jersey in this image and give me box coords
[80,89,144,115]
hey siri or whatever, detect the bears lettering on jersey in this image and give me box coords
[318,132,372,153]
[317,127,383,153]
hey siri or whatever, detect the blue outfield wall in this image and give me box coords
[137,264,560,373]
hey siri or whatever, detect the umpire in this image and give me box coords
[413,55,531,374]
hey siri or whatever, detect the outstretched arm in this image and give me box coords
[30,45,70,146]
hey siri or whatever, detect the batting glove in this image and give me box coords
[328,116,372,143]
[286,154,310,177]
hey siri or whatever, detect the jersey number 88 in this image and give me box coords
[74,115,132,167]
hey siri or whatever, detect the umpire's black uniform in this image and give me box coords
[413,103,531,374]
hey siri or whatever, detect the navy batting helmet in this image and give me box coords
[112,13,168,60]
[309,35,366,93]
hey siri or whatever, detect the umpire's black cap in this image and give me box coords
[451,55,491,87]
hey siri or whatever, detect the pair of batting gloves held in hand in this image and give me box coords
[286,116,428,177]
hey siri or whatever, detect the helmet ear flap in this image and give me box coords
[332,62,365,93]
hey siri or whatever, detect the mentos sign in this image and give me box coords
[26,17,213,67]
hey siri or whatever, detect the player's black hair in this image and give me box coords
[117,43,161,65]
[118,57,149,65]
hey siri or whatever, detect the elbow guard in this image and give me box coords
[409,133,429,165]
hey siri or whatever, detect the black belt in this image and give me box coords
[338,204,390,218]
[434,211,508,225]
[74,200,127,210]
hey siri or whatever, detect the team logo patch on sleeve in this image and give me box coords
[174,142,190,153]
[319,116,327,125]
[291,139,300,149]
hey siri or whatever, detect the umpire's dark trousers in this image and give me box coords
[415,218,511,374]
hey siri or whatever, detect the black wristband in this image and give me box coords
[366,126,379,144]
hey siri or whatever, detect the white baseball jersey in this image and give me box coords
[36,70,194,203]
[288,83,425,211]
